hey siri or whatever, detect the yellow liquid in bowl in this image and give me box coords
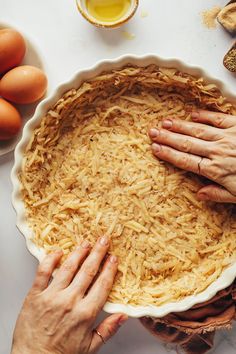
[86,0,131,23]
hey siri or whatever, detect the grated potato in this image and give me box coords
[20,65,236,306]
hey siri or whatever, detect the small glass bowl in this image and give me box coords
[76,0,139,28]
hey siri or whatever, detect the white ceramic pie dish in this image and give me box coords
[11,54,236,318]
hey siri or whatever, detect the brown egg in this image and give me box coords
[0,28,26,74]
[0,98,22,140]
[0,65,47,104]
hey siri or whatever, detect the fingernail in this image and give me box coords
[191,112,199,120]
[118,315,128,326]
[100,236,109,246]
[81,240,90,249]
[149,128,159,138]
[109,255,118,264]
[198,193,208,201]
[162,119,173,129]
[152,143,161,153]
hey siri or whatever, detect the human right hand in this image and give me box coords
[149,110,236,203]
[11,237,127,354]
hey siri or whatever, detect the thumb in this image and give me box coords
[89,313,128,353]
[197,185,236,203]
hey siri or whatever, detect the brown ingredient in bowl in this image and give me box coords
[201,6,222,29]
[224,43,236,72]
[217,3,236,34]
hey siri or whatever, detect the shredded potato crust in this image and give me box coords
[20,65,236,306]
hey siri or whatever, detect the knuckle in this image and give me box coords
[171,120,179,130]
[215,115,225,128]
[80,307,97,322]
[37,265,52,279]
[159,129,170,141]
[70,310,82,327]
[41,294,51,307]
[181,139,192,152]
[214,139,236,155]
[99,277,112,292]
[48,295,67,311]
[213,146,225,157]
[63,298,74,312]
[79,309,89,321]
[84,265,97,280]
[207,162,223,180]
[174,120,186,132]
[175,119,182,127]
[194,127,205,139]
[33,292,52,309]
[214,167,224,180]
[158,129,164,139]
[61,262,77,273]
[179,155,191,169]
[198,160,207,174]
[198,160,212,179]
[106,323,117,337]
[32,278,42,290]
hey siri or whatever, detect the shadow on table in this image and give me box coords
[0,150,14,165]
[91,23,135,46]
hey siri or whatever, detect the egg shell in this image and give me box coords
[0,65,47,104]
[0,98,22,140]
[0,28,26,74]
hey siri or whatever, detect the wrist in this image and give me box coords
[11,345,46,354]
[11,346,32,354]
[11,344,55,354]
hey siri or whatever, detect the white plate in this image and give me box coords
[0,22,45,156]
[11,54,236,318]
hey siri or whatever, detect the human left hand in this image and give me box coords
[11,237,127,354]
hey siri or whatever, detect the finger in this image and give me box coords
[89,314,128,353]
[161,118,222,141]
[84,255,118,314]
[50,240,91,290]
[197,185,236,203]
[69,236,109,297]
[32,251,63,292]
[149,128,212,157]
[151,143,211,177]
[191,110,236,129]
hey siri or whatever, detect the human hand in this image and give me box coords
[149,110,236,203]
[11,237,127,354]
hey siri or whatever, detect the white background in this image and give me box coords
[0,0,236,353]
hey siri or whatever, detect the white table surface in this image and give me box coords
[1,0,236,353]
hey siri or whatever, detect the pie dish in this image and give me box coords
[11,54,236,317]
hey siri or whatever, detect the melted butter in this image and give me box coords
[86,0,132,23]
[122,30,135,40]
[141,10,148,18]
